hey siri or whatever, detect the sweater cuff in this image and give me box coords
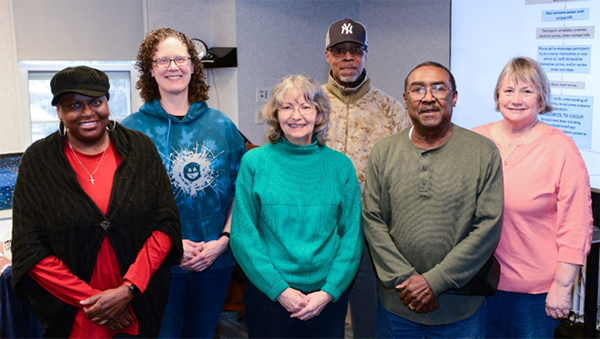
[558,248,588,266]
[321,283,342,302]
[422,269,448,296]
[266,280,290,302]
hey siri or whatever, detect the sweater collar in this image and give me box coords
[324,70,371,105]
[406,124,458,154]
[278,136,321,155]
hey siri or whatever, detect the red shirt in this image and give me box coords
[29,139,172,338]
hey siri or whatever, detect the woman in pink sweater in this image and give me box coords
[473,56,593,338]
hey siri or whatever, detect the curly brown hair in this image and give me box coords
[136,28,209,103]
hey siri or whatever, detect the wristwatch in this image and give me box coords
[220,232,230,239]
[125,281,141,298]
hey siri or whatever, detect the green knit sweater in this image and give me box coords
[363,125,503,325]
[231,138,363,302]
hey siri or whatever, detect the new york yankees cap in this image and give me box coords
[326,18,368,49]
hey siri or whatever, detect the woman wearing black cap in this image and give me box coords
[10,65,183,338]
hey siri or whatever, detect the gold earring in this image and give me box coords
[58,120,67,136]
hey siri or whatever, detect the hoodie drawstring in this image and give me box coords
[165,118,172,169]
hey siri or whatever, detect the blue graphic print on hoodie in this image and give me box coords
[122,99,246,271]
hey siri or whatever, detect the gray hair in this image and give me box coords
[262,74,331,145]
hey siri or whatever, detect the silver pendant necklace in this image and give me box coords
[67,136,110,185]
[500,120,537,164]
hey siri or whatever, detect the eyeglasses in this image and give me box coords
[278,103,315,117]
[406,84,454,101]
[153,56,191,68]
[328,46,366,58]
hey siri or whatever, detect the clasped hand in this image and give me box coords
[180,238,227,272]
[276,288,333,321]
[396,275,439,314]
[80,284,134,330]
[545,280,572,319]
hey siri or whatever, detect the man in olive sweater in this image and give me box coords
[362,62,503,337]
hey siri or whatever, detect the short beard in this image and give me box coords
[338,73,360,84]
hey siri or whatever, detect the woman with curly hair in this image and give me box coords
[122,28,246,338]
[230,74,363,338]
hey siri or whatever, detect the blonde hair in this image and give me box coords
[494,57,554,113]
[262,74,331,145]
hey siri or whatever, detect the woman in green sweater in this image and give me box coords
[230,74,363,338]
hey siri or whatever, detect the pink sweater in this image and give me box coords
[473,123,593,293]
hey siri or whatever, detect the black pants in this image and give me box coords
[243,280,349,338]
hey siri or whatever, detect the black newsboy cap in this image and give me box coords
[51,66,110,106]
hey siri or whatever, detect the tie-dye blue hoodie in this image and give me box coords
[122,99,246,271]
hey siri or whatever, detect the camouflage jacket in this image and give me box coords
[323,71,411,194]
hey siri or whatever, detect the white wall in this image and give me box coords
[13,0,144,60]
[235,0,450,145]
[0,0,23,153]
[236,0,359,144]
[145,0,239,124]
[0,217,11,242]
[0,0,451,152]
[207,0,238,124]
[361,0,450,102]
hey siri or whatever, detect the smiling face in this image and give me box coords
[150,37,193,100]
[325,42,367,87]
[497,76,542,128]
[403,66,457,132]
[57,93,109,149]
[278,88,317,146]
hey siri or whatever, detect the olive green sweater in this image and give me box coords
[363,125,503,325]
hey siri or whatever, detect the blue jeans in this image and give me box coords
[243,280,349,338]
[158,266,233,339]
[486,291,560,338]
[376,297,486,338]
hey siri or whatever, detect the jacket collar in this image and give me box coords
[324,70,371,105]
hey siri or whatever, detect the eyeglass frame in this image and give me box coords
[152,56,192,69]
[405,84,455,101]
[277,103,316,117]
[327,45,367,58]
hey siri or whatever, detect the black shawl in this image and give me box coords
[11,125,183,338]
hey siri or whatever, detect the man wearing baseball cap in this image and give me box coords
[322,18,411,339]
